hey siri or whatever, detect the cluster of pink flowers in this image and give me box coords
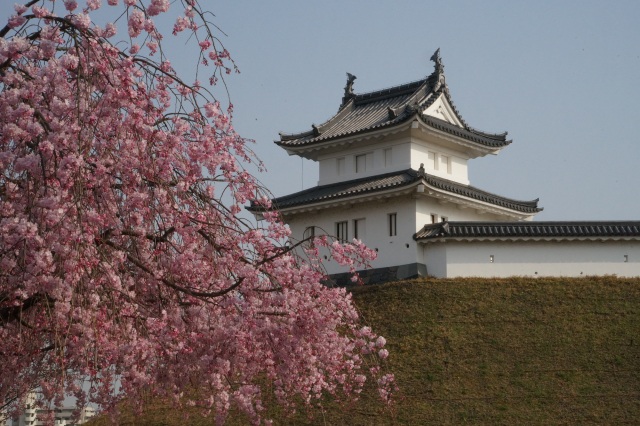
[0,1,393,424]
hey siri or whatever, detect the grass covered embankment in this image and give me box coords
[343,276,640,425]
[90,276,640,425]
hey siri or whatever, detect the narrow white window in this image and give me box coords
[428,151,438,170]
[303,226,315,247]
[355,152,373,173]
[384,148,393,167]
[355,154,367,173]
[336,157,345,175]
[336,221,348,243]
[353,218,366,240]
[388,213,397,237]
[439,154,451,174]
[430,213,438,224]
[366,152,374,169]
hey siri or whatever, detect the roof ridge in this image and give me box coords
[415,220,640,240]
[278,99,357,141]
[449,220,640,226]
[352,78,427,105]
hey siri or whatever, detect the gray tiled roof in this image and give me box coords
[415,221,640,241]
[277,50,511,149]
[248,169,541,214]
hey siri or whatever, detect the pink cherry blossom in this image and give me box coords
[147,0,169,16]
[7,15,26,28]
[0,1,393,424]
[31,5,48,18]
[102,22,117,38]
[14,4,28,14]
[63,0,78,12]
[86,0,101,10]
[127,9,144,37]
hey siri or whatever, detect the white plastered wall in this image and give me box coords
[422,94,464,127]
[410,142,469,184]
[422,240,640,278]
[285,196,420,275]
[415,198,506,226]
[317,137,411,186]
[317,137,471,187]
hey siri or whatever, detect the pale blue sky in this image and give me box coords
[5,1,640,220]
[205,1,640,221]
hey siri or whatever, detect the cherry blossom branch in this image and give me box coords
[0,1,393,421]
[96,237,246,299]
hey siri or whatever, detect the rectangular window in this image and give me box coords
[428,151,438,170]
[439,154,451,174]
[355,153,373,173]
[303,226,315,247]
[384,148,393,167]
[430,213,438,224]
[441,216,448,222]
[353,218,366,240]
[336,157,345,175]
[355,154,367,173]
[388,213,397,237]
[336,221,348,243]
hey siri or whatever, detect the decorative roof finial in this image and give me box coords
[430,48,443,72]
[429,48,446,92]
[342,72,357,105]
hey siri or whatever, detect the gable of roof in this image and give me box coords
[248,168,541,215]
[415,221,640,242]
[277,49,511,151]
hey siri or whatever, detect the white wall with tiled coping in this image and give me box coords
[421,240,640,278]
[285,196,506,276]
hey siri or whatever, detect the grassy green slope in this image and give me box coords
[343,277,640,425]
[89,276,640,425]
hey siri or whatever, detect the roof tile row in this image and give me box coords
[249,169,540,214]
[415,221,640,240]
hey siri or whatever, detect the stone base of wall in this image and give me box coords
[327,263,428,287]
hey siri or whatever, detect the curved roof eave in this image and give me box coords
[277,50,512,152]
[275,116,415,154]
[248,169,541,217]
[416,114,511,149]
[276,111,512,158]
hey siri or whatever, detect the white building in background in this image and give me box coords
[250,49,640,281]
[6,393,95,426]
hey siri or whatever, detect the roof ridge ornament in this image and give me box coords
[430,48,443,71]
[405,102,419,115]
[430,48,446,93]
[341,72,357,106]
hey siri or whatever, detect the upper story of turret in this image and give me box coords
[276,49,511,187]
